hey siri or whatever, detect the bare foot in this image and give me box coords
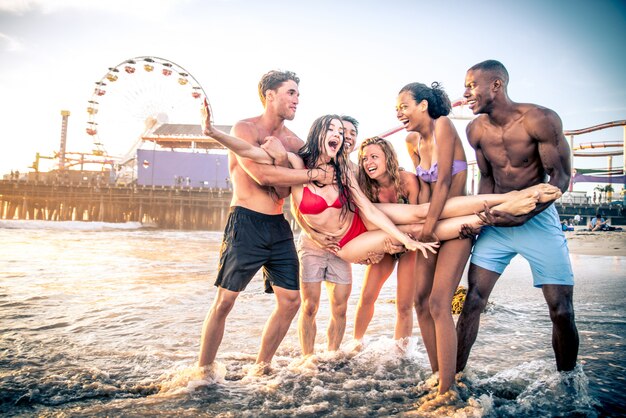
[395,337,410,354]
[345,338,365,353]
[494,193,538,216]
[288,354,319,372]
[417,388,462,412]
[246,361,273,376]
[516,183,562,203]
[159,362,226,393]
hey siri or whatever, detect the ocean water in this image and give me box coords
[1,220,624,417]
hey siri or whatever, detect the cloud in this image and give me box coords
[0,0,191,18]
[0,0,41,14]
[0,32,23,51]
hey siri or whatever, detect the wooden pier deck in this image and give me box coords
[0,180,238,230]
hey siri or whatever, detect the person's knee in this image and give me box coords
[331,301,348,319]
[428,295,450,320]
[360,290,378,307]
[213,297,236,318]
[549,301,575,327]
[301,298,318,317]
[287,296,301,315]
[414,293,430,316]
[463,287,489,313]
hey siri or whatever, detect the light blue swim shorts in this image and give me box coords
[470,204,574,288]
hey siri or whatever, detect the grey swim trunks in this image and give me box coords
[297,233,352,285]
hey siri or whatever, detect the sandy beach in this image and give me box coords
[565,228,626,257]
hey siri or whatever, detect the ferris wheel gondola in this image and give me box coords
[85,56,212,178]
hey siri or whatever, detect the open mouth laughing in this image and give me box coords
[328,139,340,152]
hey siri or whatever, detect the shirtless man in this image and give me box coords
[456,60,579,372]
[198,70,334,372]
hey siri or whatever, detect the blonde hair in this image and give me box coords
[357,136,403,203]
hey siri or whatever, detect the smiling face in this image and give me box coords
[360,143,387,180]
[321,118,344,161]
[342,120,358,154]
[396,91,426,132]
[268,79,300,121]
[463,69,494,115]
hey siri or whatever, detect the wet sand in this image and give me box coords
[565,227,626,256]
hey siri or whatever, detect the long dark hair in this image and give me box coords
[399,82,451,118]
[298,114,355,218]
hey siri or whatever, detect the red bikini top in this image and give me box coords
[299,187,342,215]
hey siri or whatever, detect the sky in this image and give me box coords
[1,0,625,194]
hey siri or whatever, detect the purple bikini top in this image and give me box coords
[416,160,468,183]
[415,131,467,183]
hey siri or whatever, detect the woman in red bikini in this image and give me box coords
[201,103,560,265]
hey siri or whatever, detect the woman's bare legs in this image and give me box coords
[415,251,438,371]
[376,184,560,225]
[353,250,417,343]
[337,215,478,263]
[353,255,396,341]
[429,238,472,394]
[395,250,417,340]
[339,184,561,262]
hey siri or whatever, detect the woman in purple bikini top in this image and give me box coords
[414,132,468,184]
[395,81,472,397]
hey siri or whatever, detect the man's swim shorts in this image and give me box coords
[215,206,299,293]
[470,204,574,287]
[297,233,352,285]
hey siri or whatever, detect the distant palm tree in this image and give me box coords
[604,184,615,202]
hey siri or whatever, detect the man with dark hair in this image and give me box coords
[257,70,300,106]
[198,70,335,374]
[341,115,359,156]
[456,60,579,373]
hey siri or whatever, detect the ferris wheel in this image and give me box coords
[85,56,211,166]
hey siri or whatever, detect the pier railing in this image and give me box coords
[565,120,626,193]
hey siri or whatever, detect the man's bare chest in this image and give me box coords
[478,121,534,162]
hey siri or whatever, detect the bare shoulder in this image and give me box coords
[399,169,419,203]
[435,115,455,129]
[406,132,419,145]
[399,169,418,187]
[520,104,564,140]
[434,115,457,138]
[521,104,561,124]
[232,118,261,144]
[466,115,489,148]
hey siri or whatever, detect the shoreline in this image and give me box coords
[565,227,626,257]
[1,218,624,257]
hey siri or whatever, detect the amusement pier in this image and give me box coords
[1,57,624,230]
